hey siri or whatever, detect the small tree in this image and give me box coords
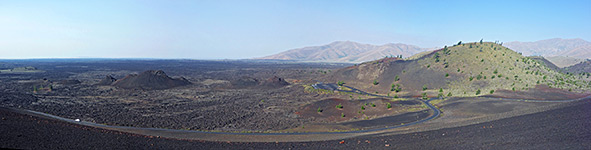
[490,90,495,94]
[391,84,396,91]
[457,41,462,45]
[445,73,449,77]
[480,39,483,44]
[476,89,481,95]
[336,103,343,109]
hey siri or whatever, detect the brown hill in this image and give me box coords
[111,70,190,90]
[260,76,290,88]
[546,56,586,68]
[96,75,117,85]
[504,38,591,59]
[258,41,433,63]
[558,45,591,59]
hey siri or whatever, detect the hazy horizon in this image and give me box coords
[1,0,590,59]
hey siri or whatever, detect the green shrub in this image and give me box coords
[490,90,495,94]
[341,113,345,118]
[337,81,345,86]
[361,105,365,110]
[386,102,392,109]
[317,107,323,112]
[476,89,481,95]
[423,84,428,91]
[373,80,379,85]
[336,103,343,109]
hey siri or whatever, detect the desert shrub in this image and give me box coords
[490,90,495,94]
[373,80,379,85]
[476,89,481,95]
[386,102,392,109]
[337,81,345,86]
[317,107,323,112]
[336,103,343,109]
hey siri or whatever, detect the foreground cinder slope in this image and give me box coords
[2,99,590,149]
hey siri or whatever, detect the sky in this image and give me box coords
[1,0,590,59]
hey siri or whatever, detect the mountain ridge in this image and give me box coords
[258,41,434,63]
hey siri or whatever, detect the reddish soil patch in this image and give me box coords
[488,84,589,100]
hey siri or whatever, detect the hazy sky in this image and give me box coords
[1,0,590,59]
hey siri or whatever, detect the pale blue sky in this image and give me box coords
[1,0,590,59]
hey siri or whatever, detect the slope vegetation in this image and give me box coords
[328,42,591,97]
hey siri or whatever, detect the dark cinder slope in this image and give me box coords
[529,56,561,72]
[564,59,591,74]
[231,76,290,89]
[111,70,190,90]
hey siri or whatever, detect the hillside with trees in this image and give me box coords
[327,41,591,97]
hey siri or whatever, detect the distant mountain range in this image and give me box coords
[257,41,433,63]
[504,38,591,59]
[258,38,591,64]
